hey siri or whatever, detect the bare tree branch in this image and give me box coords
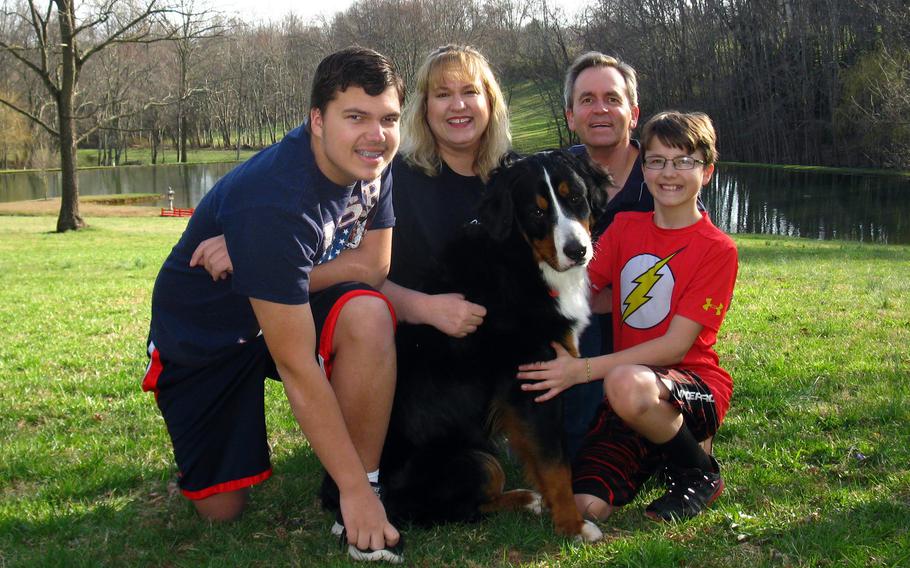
[76,97,176,144]
[0,36,60,96]
[77,1,176,67]
[0,96,58,136]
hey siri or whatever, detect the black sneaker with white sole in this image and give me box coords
[645,456,724,522]
[332,482,404,564]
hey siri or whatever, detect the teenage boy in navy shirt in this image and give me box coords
[144,47,404,563]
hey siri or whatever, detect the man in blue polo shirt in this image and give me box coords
[143,47,404,563]
[561,51,712,465]
[561,52,652,460]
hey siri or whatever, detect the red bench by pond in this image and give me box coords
[160,208,195,217]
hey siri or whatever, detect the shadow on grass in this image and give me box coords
[0,446,584,566]
[0,449,349,566]
[7,454,907,566]
[9,415,907,566]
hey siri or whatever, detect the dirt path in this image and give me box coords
[0,198,160,218]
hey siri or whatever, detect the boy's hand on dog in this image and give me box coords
[190,235,233,281]
[517,342,586,402]
[427,293,486,338]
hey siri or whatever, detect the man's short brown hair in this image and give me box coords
[563,51,638,110]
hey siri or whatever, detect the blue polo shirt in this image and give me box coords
[149,123,394,367]
[567,141,651,236]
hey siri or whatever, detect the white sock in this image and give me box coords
[367,469,380,484]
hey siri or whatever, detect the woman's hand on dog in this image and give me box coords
[426,293,487,338]
[517,342,587,402]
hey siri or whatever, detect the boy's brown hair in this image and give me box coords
[641,111,718,164]
[309,46,405,115]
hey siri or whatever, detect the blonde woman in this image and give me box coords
[382,45,511,337]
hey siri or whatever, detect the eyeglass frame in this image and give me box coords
[642,155,708,170]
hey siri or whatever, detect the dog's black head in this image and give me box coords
[478,150,612,272]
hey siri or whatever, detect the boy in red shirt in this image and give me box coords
[517,111,737,522]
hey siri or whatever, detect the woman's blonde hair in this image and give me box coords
[400,45,511,182]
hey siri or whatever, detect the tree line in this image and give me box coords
[1,0,908,231]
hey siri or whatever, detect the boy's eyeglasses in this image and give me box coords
[643,156,707,170]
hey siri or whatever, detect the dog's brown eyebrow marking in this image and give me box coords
[536,195,549,210]
[558,182,570,197]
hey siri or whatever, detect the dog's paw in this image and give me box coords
[523,491,543,515]
[575,520,603,543]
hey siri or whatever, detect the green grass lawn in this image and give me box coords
[1,216,909,567]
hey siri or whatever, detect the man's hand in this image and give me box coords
[426,293,487,338]
[339,483,400,553]
[190,235,232,281]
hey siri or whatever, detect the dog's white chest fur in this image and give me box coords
[539,263,592,349]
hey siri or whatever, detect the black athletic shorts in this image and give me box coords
[142,282,394,500]
[571,366,720,507]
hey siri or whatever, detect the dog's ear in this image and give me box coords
[497,150,522,168]
[586,164,612,228]
[478,157,522,241]
[560,151,613,233]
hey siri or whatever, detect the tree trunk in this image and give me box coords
[57,102,83,231]
[180,114,188,162]
[151,130,158,164]
[55,0,85,232]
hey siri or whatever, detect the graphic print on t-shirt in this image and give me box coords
[620,249,682,329]
[318,177,382,264]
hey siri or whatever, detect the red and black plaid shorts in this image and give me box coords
[571,366,720,507]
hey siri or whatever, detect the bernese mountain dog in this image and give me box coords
[383,150,612,541]
[323,150,611,543]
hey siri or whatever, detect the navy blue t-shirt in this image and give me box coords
[149,124,395,367]
[567,141,651,237]
[388,156,485,292]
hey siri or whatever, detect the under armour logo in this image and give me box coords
[702,298,724,316]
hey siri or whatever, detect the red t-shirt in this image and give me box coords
[589,211,738,422]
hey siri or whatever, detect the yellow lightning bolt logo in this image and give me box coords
[622,251,680,322]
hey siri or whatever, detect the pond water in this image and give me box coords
[0,162,237,210]
[705,166,909,244]
[1,162,908,244]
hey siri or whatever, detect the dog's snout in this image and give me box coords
[563,242,587,263]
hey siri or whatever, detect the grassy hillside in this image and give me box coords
[506,81,566,153]
[75,147,257,169]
